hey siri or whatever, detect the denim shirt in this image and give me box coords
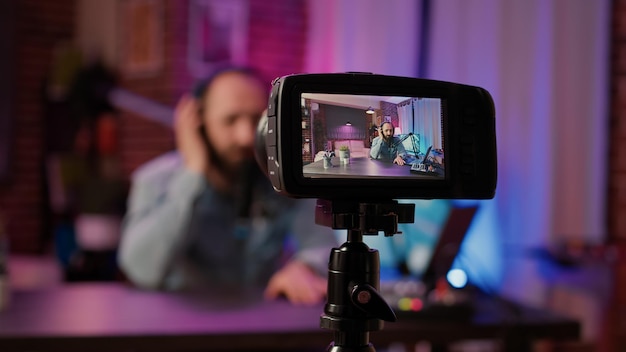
[118,152,337,291]
[369,136,407,162]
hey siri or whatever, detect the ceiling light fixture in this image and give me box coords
[345,121,352,126]
[365,106,375,114]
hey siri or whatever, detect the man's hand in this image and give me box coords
[264,260,327,305]
[174,95,208,174]
[173,95,232,191]
[393,156,406,165]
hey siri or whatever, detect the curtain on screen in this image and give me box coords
[412,98,442,152]
[396,99,412,136]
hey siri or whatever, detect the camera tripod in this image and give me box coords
[316,200,415,352]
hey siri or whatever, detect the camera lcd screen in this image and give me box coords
[301,93,445,180]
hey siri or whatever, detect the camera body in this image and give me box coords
[258,72,497,200]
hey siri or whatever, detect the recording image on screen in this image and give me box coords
[301,93,445,179]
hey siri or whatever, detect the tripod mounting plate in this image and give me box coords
[315,200,415,236]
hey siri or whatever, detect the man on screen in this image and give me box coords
[369,121,407,165]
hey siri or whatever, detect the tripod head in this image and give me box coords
[316,200,415,352]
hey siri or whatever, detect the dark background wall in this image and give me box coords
[0,0,76,253]
[0,0,308,253]
[323,104,366,140]
[0,1,15,184]
[607,0,626,349]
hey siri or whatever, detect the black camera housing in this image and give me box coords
[259,73,496,200]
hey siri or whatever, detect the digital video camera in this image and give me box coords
[256,72,497,200]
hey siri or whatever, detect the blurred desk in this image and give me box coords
[7,255,63,290]
[0,283,580,352]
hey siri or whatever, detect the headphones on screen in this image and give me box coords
[379,121,395,135]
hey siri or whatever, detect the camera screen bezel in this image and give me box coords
[267,73,496,200]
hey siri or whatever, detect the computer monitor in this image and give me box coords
[420,205,478,289]
[370,202,478,318]
[422,145,433,165]
[362,201,477,287]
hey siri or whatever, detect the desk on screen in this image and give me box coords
[303,157,440,179]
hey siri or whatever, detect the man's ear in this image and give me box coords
[195,99,206,127]
[197,122,210,149]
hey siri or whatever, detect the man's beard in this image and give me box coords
[208,147,261,216]
[382,134,393,144]
[210,147,254,177]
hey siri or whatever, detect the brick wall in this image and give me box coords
[120,0,308,176]
[0,0,76,253]
[248,0,308,82]
[380,101,400,127]
[117,0,182,177]
[610,0,626,244]
[607,0,626,350]
[0,0,309,253]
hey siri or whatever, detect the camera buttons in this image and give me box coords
[267,146,281,189]
[266,116,277,147]
[268,81,281,117]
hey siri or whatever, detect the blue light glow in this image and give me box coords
[446,268,468,288]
